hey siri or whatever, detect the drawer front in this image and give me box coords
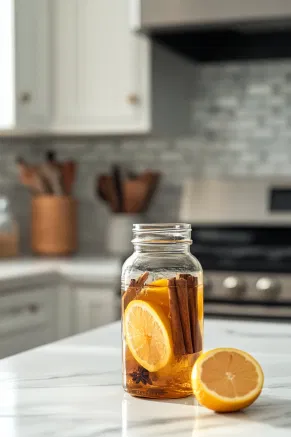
[0,326,57,359]
[0,287,58,357]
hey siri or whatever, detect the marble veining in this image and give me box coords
[1,319,291,436]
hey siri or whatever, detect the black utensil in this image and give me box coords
[46,150,57,162]
[97,175,108,203]
[112,165,124,213]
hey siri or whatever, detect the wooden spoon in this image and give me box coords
[16,158,48,194]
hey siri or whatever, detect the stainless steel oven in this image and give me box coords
[180,179,291,320]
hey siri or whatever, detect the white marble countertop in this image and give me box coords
[1,318,291,437]
[0,257,121,283]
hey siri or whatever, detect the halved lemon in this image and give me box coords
[192,348,264,412]
[124,300,173,372]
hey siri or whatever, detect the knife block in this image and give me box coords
[31,196,77,255]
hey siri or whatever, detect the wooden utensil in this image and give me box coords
[39,150,64,195]
[123,179,149,214]
[32,170,49,195]
[45,151,77,195]
[97,175,108,203]
[96,170,161,214]
[97,174,120,212]
[62,161,76,195]
[104,175,120,212]
[39,163,64,195]
[140,171,160,212]
[16,158,48,194]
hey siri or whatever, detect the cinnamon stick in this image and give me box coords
[168,278,186,356]
[136,271,149,287]
[176,278,193,354]
[187,275,203,353]
[122,279,137,310]
[122,272,149,310]
[177,273,190,280]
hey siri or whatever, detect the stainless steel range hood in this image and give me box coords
[132,0,291,31]
[131,0,291,62]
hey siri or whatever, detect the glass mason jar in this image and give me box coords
[121,223,203,399]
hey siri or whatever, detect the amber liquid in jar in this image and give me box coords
[122,224,203,399]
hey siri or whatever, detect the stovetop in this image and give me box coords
[194,247,291,273]
[189,225,291,319]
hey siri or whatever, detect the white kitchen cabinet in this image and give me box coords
[0,282,60,359]
[0,0,51,132]
[53,0,150,133]
[74,286,119,334]
[15,0,51,129]
[52,0,194,134]
[1,0,193,135]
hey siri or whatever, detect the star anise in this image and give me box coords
[130,366,153,385]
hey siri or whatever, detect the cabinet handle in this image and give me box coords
[19,92,32,103]
[28,304,39,313]
[127,94,139,105]
[1,304,40,316]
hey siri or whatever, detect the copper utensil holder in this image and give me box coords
[31,196,77,255]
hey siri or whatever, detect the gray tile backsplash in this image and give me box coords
[2,59,291,253]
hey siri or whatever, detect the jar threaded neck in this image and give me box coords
[132,223,192,248]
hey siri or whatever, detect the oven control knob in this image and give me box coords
[223,276,245,292]
[256,278,280,295]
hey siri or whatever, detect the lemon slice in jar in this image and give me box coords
[124,299,173,372]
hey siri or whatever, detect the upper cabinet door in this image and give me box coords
[53,0,150,134]
[0,1,15,130]
[15,0,51,130]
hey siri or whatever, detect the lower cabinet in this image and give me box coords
[0,276,120,358]
[74,285,120,334]
[0,279,61,359]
